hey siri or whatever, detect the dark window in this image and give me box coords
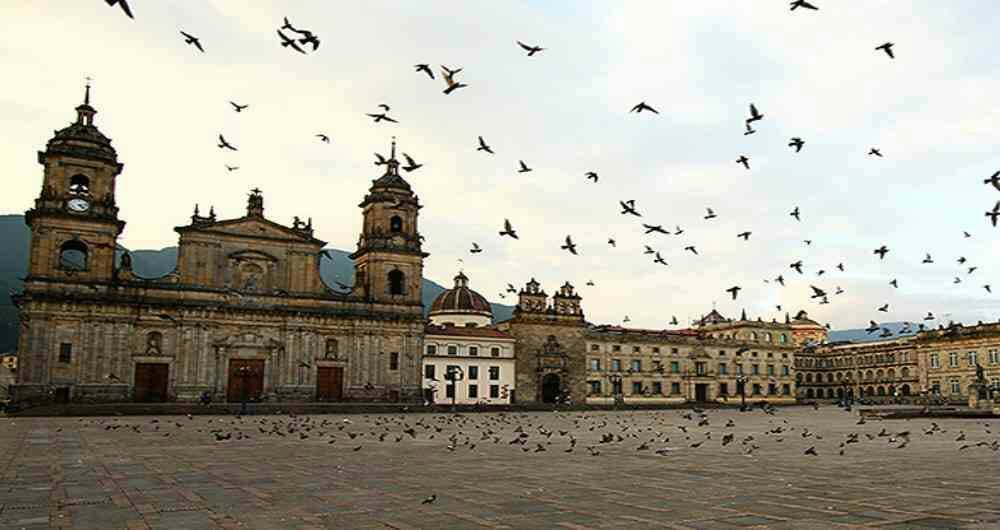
[59,240,89,271]
[632,346,640,353]
[447,345,457,355]
[671,382,681,394]
[489,385,499,398]
[388,269,405,295]
[652,381,662,394]
[489,366,500,380]
[491,347,500,357]
[768,383,777,395]
[630,359,642,372]
[612,380,623,395]
[424,364,435,379]
[589,380,602,394]
[589,359,601,371]
[719,382,728,396]
[69,174,90,194]
[652,347,660,354]
[670,361,680,373]
[752,384,762,395]
[389,352,399,370]
[58,343,72,364]
[445,384,455,398]
[468,366,479,379]
[611,359,622,371]
[612,345,621,352]
[590,344,600,351]
[468,346,478,356]
[632,381,644,395]
[389,215,403,233]
[468,384,478,399]
[671,348,679,354]
[426,344,437,355]
[782,384,791,395]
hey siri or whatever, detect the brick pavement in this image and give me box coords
[1,407,998,529]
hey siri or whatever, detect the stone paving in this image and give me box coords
[1,406,998,529]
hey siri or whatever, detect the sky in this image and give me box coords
[2,1,1000,331]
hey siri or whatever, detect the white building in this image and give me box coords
[423,272,516,405]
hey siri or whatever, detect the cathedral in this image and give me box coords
[11,88,428,403]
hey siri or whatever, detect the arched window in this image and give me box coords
[901,367,909,378]
[796,373,802,382]
[887,368,895,380]
[388,269,405,295]
[779,334,788,344]
[750,331,758,341]
[59,240,89,271]
[806,388,814,399]
[805,373,813,383]
[389,215,403,233]
[69,174,90,194]
[765,332,772,342]
[826,373,834,383]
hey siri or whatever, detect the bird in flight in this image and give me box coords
[414,64,434,79]
[441,67,467,95]
[298,31,320,51]
[106,0,134,18]
[653,252,668,266]
[476,136,494,154]
[607,238,616,247]
[561,236,578,255]
[373,153,388,166]
[984,285,992,294]
[366,110,398,123]
[670,316,679,325]
[744,122,756,135]
[746,103,763,124]
[790,261,804,274]
[673,226,684,235]
[963,231,972,238]
[516,41,545,56]
[585,171,598,182]
[790,0,819,10]
[217,134,237,151]
[620,200,641,216]
[506,284,517,294]
[790,206,801,221]
[875,42,895,59]
[421,494,437,505]
[809,285,826,299]
[834,286,844,295]
[736,155,750,170]
[499,219,518,239]
[225,165,239,172]
[316,134,330,143]
[874,245,889,260]
[836,263,845,272]
[643,224,670,235]
[277,29,306,54]
[987,201,1000,227]
[737,231,751,240]
[803,240,812,246]
[788,137,804,152]
[470,243,482,254]
[517,160,532,173]
[684,246,698,255]
[984,171,1000,191]
[877,303,889,312]
[180,31,205,52]
[889,279,898,288]
[726,286,742,300]
[229,101,248,112]
[774,275,785,286]
[868,148,883,157]
[922,253,933,264]
[704,208,717,220]
[643,245,655,255]
[958,256,967,264]
[631,102,659,114]
[402,153,422,172]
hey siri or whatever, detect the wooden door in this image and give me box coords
[227,359,265,402]
[134,363,169,402]
[316,366,343,401]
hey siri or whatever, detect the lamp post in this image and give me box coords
[736,375,748,411]
[608,373,623,408]
[445,366,464,408]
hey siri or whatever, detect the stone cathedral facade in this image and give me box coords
[11,89,428,403]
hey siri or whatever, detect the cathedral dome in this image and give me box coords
[428,272,493,326]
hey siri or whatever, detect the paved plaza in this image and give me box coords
[1,406,998,529]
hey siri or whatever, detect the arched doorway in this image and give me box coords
[901,384,911,396]
[541,373,561,403]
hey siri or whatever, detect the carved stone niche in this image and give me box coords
[226,250,278,293]
[212,331,285,359]
[536,335,568,373]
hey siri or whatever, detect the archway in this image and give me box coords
[541,373,561,403]
[901,384,911,396]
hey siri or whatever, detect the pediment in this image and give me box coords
[177,217,325,245]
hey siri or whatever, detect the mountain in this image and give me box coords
[827,321,919,344]
[0,214,514,352]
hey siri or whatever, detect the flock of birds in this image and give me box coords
[99,0,996,335]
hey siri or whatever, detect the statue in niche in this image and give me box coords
[146,332,163,355]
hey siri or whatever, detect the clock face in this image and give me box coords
[67,198,90,212]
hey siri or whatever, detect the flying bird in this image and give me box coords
[642,224,670,235]
[366,112,398,123]
[674,225,684,235]
[790,206,801,221]
[746,103,763,124]
[737,231,751,240]
[620,200,641,217]
[499,219,518,239]
[442,67,468,95]
[561,236,578,255]
[984,285,992,294]
[775,275,785,286]
[225,165,239,172]
[469,243,482,254]
[316,134,330,143]
[298,32,320,51]
[809,286,826,299]
[922,253,933,264]
[889,279,898,288]
[631,102,659,114]
[516,41,545,56]
[414,64,434,79]
[836,263,845,272]
[517,160,532,173]
[726,286,742,300]
[736,155,750,169]
[868,148,883,157]
[790,0,819,10]
[788,137,804,152]
[986,201,1000,227]
[684,246,698,255]
[744,122,756,135]
[704,208,717,220]
[607,238,616,247]
[402,153,422,172]
[217,134,237,151]
[277,29,306,54]
[874,245,889,260]
[180,31,204,52]
[585,171,598,182]
[984,171,1000,191]
[476,136,494,154]
[878,303,889,312]
[229,101,248,112]
[643,245,655,255]
[790,261,804,274]
[421,494,437,505]
[875,42,895,59]
[106,0,134,19]
[653,252,668,266]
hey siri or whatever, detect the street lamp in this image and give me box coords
[608,373,623,408]
[445,366,464,408]
[735,375,748,411]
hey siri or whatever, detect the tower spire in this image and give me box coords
[75,77,97,126]
[384,136,400,177]
[84,77,91,105]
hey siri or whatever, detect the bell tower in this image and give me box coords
[24,83,124,283]
[349,138,427,305]
[516,278,548,314]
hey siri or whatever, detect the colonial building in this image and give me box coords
[11,89,427,403]
[421,272,516,405]
[797,321,1000,402]
[498,280,802,404]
